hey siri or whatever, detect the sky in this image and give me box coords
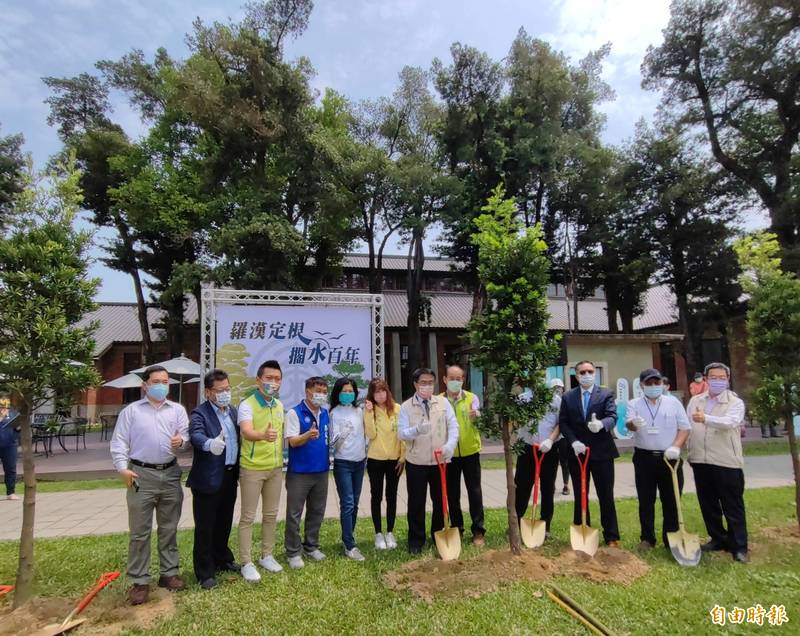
[1,0,765,302]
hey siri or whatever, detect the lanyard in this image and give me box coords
[642,398,662,428]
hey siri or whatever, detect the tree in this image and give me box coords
[643,0,800,270]
[0,154,100,606]
[734,232,800,530]
[468,186,559,554]
[0,125,25,230]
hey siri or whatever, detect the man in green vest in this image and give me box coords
[441,363,485,546]
[237,360,286,582]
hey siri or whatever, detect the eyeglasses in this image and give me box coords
[577,369,594,376]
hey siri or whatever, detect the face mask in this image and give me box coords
[215,391,232,407]
[417,385,434,400]
[147,383,169,402]
[446,380,463,394]
[261,382,279,397]
[708,379,728,396]
[694,376,703,383]
[643,385,663,399]
[339,392,355,406]
[578,373,595,388]
[373,391,387,405]
[311,392,327,407]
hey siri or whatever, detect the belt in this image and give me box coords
[225,465,236,471]
[130,458,177,470]
[634,448,666,456]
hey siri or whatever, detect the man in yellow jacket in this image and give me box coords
[441,363,485,546]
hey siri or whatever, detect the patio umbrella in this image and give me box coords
[103,374,179,389]
[131,354,202,402]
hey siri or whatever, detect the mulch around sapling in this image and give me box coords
[0,587,175,636]
[384,547,650,603]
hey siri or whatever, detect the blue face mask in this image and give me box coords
[147,383,169,402]
[643,385,663,399]
[339,392,356,406]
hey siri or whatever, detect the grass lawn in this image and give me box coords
[1,487,798,635]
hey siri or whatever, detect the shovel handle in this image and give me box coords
[434,450,450,522]
[66,571,120,622]
[663,456,685,529]
[578,447,590,523]
[0,585,13,596]
[531,444,543,508]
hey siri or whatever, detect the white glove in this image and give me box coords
[587,413,603,433]
[440,447,454,462]
[627,416,645,432]
[539,438,553,453]
[416,421,431,435]
[572,441,587,456]
[664,446,680,461]
[209,433,225,456]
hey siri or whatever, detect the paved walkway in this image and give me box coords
[0,454,793,541]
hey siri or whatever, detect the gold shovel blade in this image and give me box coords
[521,518,547,549]
[570,524,600,556]
[434,527,462,561]
[667,529,702,566]
[32,619,88,636]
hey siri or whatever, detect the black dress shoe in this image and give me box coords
[216,562,241,573]
[409,546,422,555]
[200,577,217,590]
[733,551,749,563]
[701,540,726,552]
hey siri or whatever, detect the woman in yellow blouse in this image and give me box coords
[364,378,404,550]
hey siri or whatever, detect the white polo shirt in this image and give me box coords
[626,394,691,451]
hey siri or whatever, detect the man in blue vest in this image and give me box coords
[284,376,331,570]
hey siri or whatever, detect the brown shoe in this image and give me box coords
[128,584,149,605]
[157,575,186,592]
[472,534,486,547]
[637,541,654,551]
[607,540,621,549]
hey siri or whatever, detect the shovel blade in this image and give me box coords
[434,527,462,561]
[570,524,599,556]
[33,619,88,636]
[521,518,547,549]
[667,529,702,566]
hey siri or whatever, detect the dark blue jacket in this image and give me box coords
[288,401,330,474]
[187,400,240,494]
[0,410,20,448]
[558,385,619,461]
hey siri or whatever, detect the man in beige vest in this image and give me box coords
[686,362,748,563]
[398,367,459,554]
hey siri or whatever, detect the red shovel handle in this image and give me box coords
[435,450,449,520]
[531,444,543,507]
[73,571,120,616]
[578,447,591,516]
[0,585,13,596]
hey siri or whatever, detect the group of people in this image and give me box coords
[514,360,748,564]
[110,362,484,604]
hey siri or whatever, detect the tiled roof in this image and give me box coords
[342,254,460,273]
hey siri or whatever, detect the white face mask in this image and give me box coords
[311,392,327,407]
[578,373,595,388]
[215,390,232,407]
[417,384,434,400]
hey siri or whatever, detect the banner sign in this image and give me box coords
[214,304,374,407]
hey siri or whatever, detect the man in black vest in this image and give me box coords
[558,360,620,546]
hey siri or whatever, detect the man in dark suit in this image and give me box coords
[558,360,620,546]
[187,369,241,589]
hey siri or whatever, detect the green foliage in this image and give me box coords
[0,124,26,229]
[468,186,560,439]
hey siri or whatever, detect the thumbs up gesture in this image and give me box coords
[692,406,705,424]
[209,432,226,456]
[587,413,603,433]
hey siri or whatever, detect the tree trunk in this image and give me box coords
[503,418,522,554]
[676,293,700,374]
[13,400,35,608]
[784,393,800,532]
[406,230,425,373]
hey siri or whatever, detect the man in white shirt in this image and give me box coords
[110,365,189,605]
[398,367,459,554]
[626,368,691,550]
[685,362,749,563]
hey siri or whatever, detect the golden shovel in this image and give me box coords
[570,447,599,556]
[521,443,547,548]
[434,449,462,561]
[664,456,701,566]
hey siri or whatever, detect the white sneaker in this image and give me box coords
[375,533,387,550]
[385,532,398,549]
[345,547,366,561]
[304,549,326,562]
[7,494,20,501]
[259,555,283,573]
[241,562,261,582]
[287,556,305,570]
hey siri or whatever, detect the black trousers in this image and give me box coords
[446,452,485,537]
[691,462,748,553]
[633,449,683,546]
[405,462,444,550]
[568,455,620,543]
[515,443,561,530]
[191,466,238,582]
[367,458,400,533]
[557,438,570,486]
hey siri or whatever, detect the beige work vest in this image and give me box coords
[686,390,745,469]
[402,395,449,466]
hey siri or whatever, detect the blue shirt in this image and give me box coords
[205,403,238,466]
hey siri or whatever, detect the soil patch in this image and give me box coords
[0,588,175,636]
[758,525,800,544]
[384,547,650,603]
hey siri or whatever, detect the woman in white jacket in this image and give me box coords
[330,377,368,561]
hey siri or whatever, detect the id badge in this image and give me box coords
[647,426,660,435]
